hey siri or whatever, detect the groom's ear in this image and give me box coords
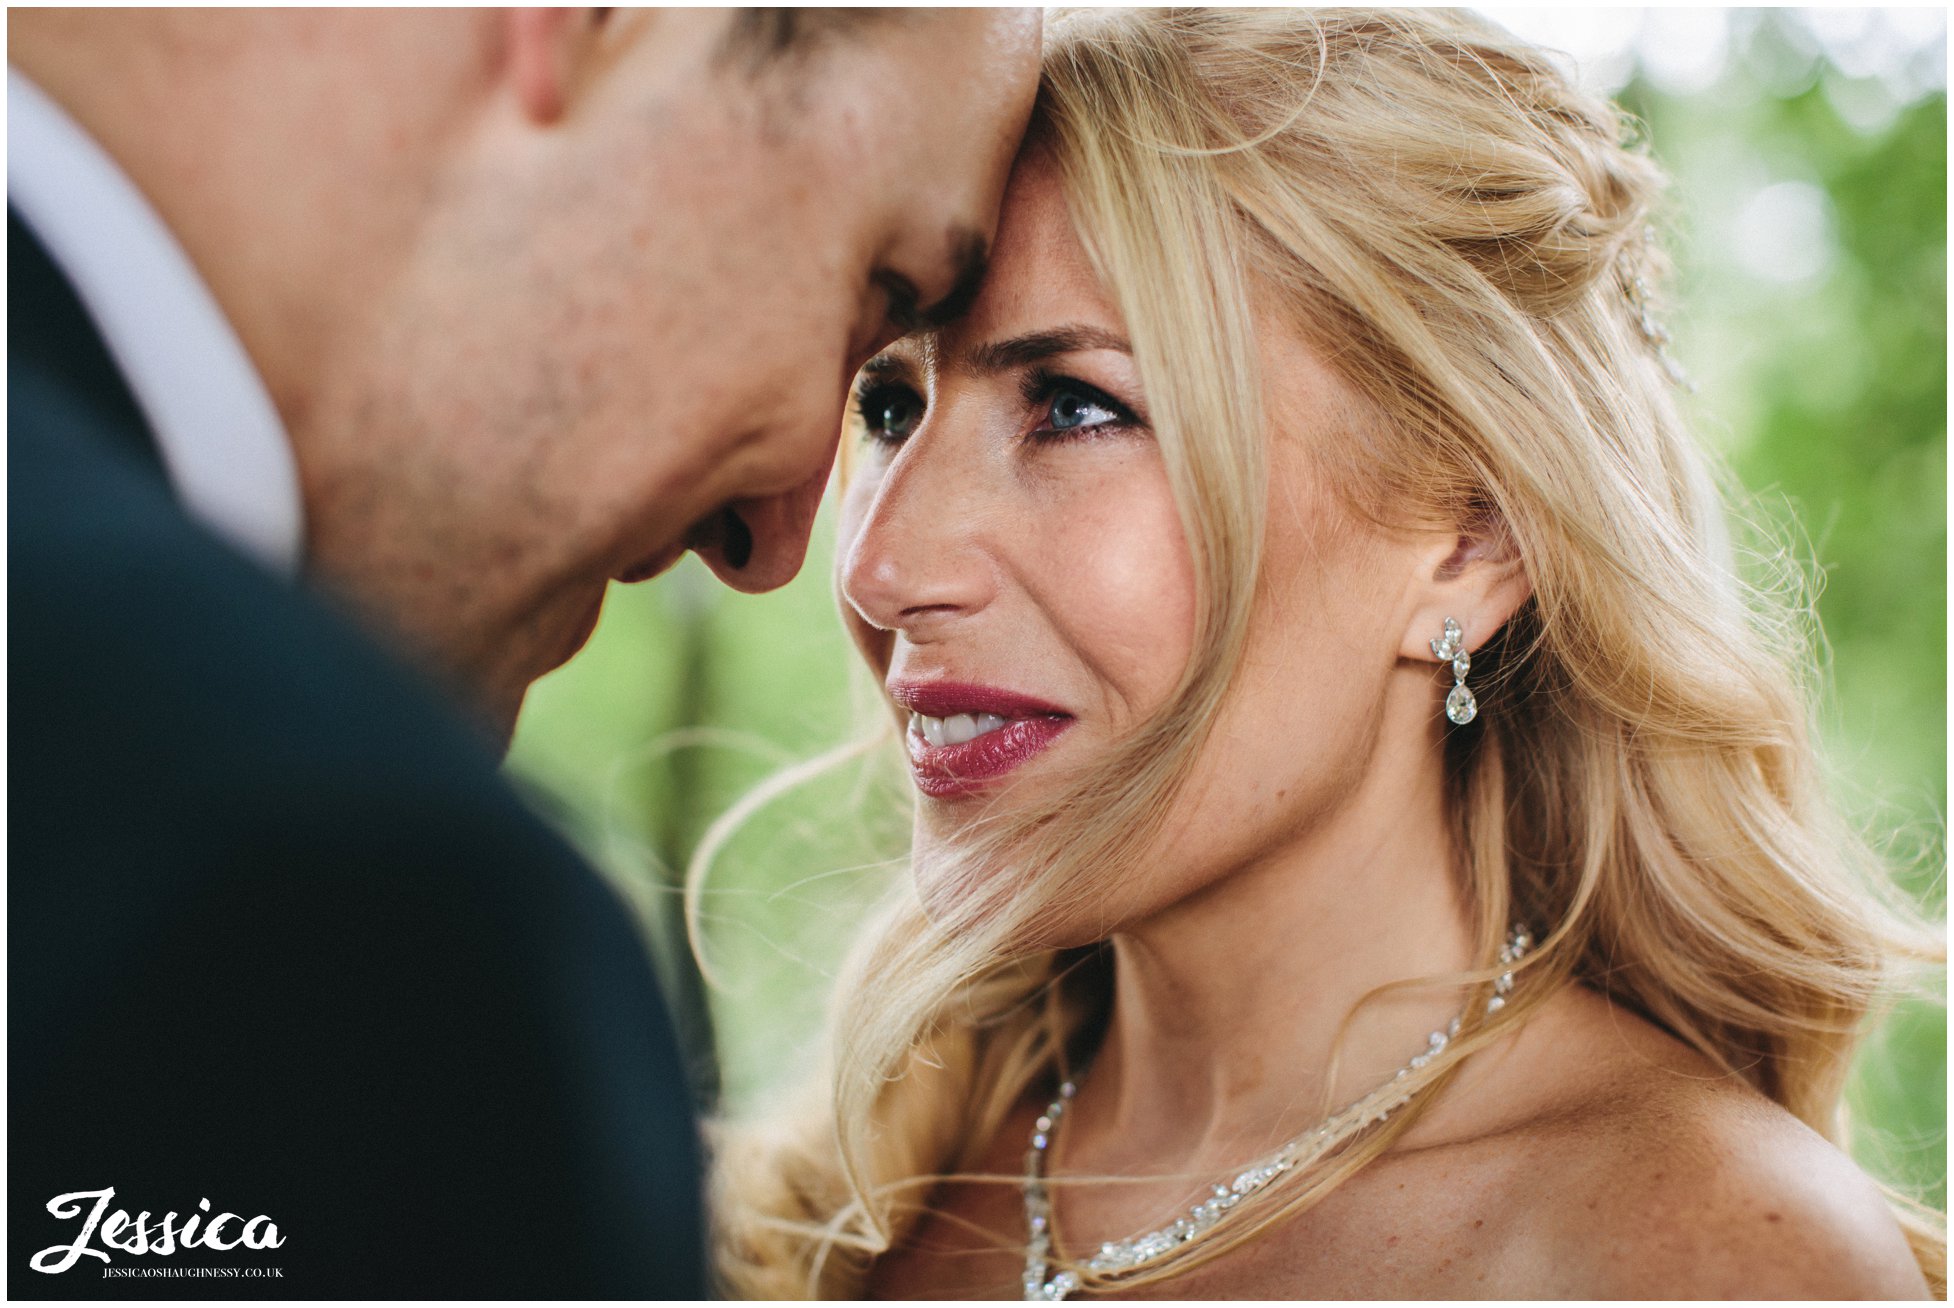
[505,9,612,126]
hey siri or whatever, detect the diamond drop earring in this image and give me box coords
[1430,616,1478,725]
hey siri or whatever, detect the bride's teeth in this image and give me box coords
[911,710,1017,748]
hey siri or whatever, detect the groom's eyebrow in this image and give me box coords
[957,325,1134,375]
[879,228,991,337]
[921,228,991,330]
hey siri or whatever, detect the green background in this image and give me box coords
[508,10,1946,1208]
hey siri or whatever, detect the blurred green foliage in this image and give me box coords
[509,10,1945,1209]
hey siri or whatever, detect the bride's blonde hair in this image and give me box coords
[701,8,1944,1296]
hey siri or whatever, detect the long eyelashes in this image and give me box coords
[854,381,925,444]
[1018,370,1143,441]
[853,371,1148,448]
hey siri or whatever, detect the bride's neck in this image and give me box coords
[1069,741,1475,1175]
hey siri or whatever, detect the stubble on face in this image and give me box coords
[298,288,616,742]
[293,19,736,738]
[297,9,1039,744]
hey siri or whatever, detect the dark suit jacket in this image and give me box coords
[8,215,707,1298]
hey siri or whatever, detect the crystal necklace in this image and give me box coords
[1020,925,1533,1302]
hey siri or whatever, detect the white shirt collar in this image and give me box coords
[8,68,304,578]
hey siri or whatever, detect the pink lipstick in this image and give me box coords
[889,681,1074,799]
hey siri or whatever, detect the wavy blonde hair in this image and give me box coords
[700,8,1945,1297]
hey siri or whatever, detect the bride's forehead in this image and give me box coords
[987,159,1097,283]
[866,178,1130,381]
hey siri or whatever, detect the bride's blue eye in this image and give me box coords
[855,382,924,444]
[1049,387,1116,430]
[1025,372,1139,442]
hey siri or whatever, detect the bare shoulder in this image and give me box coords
[1498,997,1930,1299]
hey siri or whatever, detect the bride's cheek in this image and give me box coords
[1033,463,1197,711]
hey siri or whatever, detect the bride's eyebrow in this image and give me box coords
[954,325,1133,376]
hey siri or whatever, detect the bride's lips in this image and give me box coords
[889,681,1075,799]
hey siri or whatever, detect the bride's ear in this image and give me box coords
[505,9,612,126]
[1395,513,1532,662]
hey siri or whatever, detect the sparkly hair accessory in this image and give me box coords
[1620,227,1692,391]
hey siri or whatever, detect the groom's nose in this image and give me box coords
[691,460,833,594]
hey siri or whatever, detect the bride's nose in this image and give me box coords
[839,437,998,637]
